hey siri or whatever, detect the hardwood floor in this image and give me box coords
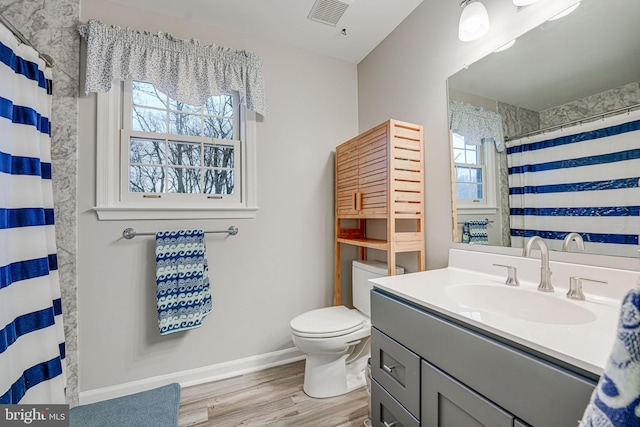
[178,360,370,426]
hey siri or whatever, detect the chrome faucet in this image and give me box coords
[567,276,607,300]
[522,236,554,292]
[562,232,585,252]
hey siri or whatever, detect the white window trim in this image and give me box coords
[93,82,258,220]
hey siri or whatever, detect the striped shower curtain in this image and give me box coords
[507,110,640,257]
[0,24,66,403]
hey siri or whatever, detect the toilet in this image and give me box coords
[290,260,404,398]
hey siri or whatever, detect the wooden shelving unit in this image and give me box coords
[334,119,425,305]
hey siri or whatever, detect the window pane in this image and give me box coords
[456,183,471,199]
[455,166,470,182]
[168,167,201,193]
[169,98,201,113]
[170,112,202,136]
[204,95,233,116]
[130,138,165,165]
[452,133,465,148]
[470,167,483,183]
[132,107,167,133]
[204,117,234,139]
[168,141,201,167]
[129,166,165,193]
[453,149,465,163]
[132,81,167,109]
[204,144,234,168]
[474,183,484,199]
[204,170,234,195]
[466,147,479,164]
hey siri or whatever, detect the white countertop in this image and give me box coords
[370,249,640,376]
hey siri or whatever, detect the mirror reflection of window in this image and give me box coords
[452,133,485,204]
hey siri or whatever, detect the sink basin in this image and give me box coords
[445,284,597,325]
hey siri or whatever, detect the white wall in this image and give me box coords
[357,0,579,269]
[77,1,358,392]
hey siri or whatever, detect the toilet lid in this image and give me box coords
[291,306,366,338]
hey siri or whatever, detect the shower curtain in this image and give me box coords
[0,24,66,403]
[507,109,640,257]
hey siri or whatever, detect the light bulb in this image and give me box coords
[459,1,490,42]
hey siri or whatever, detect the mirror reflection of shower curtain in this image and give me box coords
[0,24,66,403]
[507,110,640,257]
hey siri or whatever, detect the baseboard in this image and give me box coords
[79,347,305,405]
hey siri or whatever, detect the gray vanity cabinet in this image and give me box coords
[422,360,513,427]
[370,289,596,427]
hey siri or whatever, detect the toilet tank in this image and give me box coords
[352,260,404,317]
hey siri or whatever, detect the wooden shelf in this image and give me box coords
[337,237,389,251]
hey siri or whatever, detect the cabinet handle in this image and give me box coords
[353,192,362,211]
[382,364,396,374]
[383,421,398,427]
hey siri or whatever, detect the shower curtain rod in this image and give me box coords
[505,102,640,142]
[0,14,54,68]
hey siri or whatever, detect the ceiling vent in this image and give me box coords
[307,0,353,27]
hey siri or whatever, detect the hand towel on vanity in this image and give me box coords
[155,230,212,335]
[580,286,640,426]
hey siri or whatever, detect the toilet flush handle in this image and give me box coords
[382,364,396,374]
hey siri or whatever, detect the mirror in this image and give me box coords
[447,0,640,258]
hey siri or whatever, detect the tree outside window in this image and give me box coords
[128,81,237,196]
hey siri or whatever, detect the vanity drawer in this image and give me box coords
[371,379,419,427]
[371,327,421,419]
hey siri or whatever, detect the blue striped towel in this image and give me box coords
[155,230,212,335]
[467,221,488,245]
[580,286,640,426]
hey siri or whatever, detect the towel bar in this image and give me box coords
[457,218,493,225]
[122,226,238,239]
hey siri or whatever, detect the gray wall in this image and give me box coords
[77,0,358,393]
[0,0,80,406]
[357,0,580,269]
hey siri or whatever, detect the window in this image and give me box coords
[452,132,485,204]
[94,80,258,220]
[124,80,239,202]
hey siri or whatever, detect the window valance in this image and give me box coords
[449,101,504,152]
[78,19,269,116]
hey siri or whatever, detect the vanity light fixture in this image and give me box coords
[493,39,516,52]
[548,1,581,21]
[458,0,491,42]
[512,0,540,6]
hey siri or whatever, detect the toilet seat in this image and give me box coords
[290,306,366,338]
